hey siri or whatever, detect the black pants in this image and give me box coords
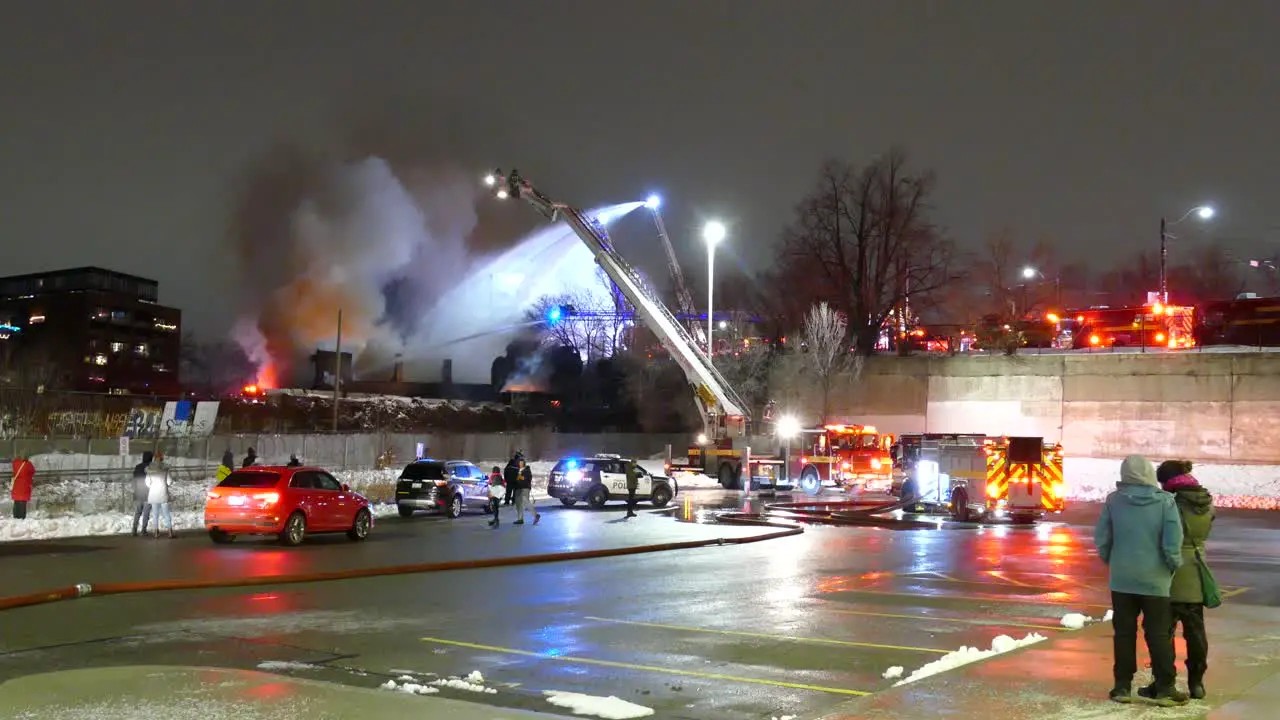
[1112,591,1176,690]
[133,502,151,534]
[488,498,500,517]
[626,488,637,515]
[502,485,514,506]
[1171,602,1208,681]
[12,500,26,519]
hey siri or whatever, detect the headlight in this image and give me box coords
[870,458,882,470]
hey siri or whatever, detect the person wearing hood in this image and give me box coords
[287,454,302,468]
[132,450,155,536]
[216,449,235,483]
[242,447,257,468]
[1094,455,1187,706]
[146,452,175,539]
[1157,459,1215,700]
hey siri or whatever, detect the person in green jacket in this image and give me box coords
[624,460,639,519]
[1157,459,1215,700]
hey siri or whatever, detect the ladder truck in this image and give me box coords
[644,196,707,348]
[484,169,774,489]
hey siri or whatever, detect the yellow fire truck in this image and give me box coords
[904,435,1066,523]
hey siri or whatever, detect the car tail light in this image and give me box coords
[433,480,449,487]
[254,491,280,506]
[207,490,221,500]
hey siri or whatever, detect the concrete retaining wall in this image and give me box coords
[770,352,1280,462]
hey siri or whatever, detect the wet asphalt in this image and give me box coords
[0,490,1274,720]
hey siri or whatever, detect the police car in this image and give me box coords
[546,454,677,509]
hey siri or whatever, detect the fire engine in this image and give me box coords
[1198,294,1280,347]
[900,434,1066,523]
[779,424,894,495]
[1064,304,1195,350]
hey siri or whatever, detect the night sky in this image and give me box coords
[2,1,1278,340]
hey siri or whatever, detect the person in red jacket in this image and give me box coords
[11,455,34,520]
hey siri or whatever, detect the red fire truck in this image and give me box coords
[1198,294,1280,347]
[785,424,894,495]
[1064,303,1195,350]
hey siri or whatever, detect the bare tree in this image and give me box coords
[776,149,958,354]
[713,343,776,420]
[1168,244,1245,304]
[802,302,848,423]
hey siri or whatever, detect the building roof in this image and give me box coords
[0,266,158,285]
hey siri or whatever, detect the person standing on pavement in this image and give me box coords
[1157,459,1215,700]
[132,450,155,536]
[487,465,505,528]
[146,452,175,539]
[1094,454,1187,706]
[502,453,520,507]
[216,449,234,483]
[512,459,540,525]
[624,459,639,519]
[10,455,34,520]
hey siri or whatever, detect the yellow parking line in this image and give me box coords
[906,575,1056,592]
[824,608,1068,632]
[1221,587,1251,600]
[835,588,1113,610]
[420,636,869,696]
[584,616,950,654]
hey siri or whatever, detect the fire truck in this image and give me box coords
[1198,294,1280,347]
[484,169,779,490]
[1064,304,1195,350]
[780,424,894,495]
[899,434,1066,523]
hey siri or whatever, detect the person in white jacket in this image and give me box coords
[145,454,175,539]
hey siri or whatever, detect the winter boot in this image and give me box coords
[168,528,175,539]
[1138,684,1189,706]
[1108,687,1133,704]
[533,512,541,525]
[1188,671,1206,700]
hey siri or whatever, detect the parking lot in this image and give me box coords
[0,498,1258,719]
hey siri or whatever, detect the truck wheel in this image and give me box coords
[397,505,414,518]
[799,467,821,496]
[949,489,970,522]
[560,498,578,507]
[718,464,738,490]
[586,485,609,509]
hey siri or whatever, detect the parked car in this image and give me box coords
[204,466,373,546]
[396,459,492,519]
[546,454,676,509]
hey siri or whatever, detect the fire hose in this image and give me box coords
[0,521,804,613]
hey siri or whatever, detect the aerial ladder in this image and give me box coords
[485,169,767,487]
[644,197,706,348]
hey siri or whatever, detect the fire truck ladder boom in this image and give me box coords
[485,169,748,428]
[647,205,705,347]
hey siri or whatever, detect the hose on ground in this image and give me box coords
[0,522,803,613]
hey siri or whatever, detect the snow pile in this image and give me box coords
[892,633,1048,687]
[1065,458,1280,509]
[881,666,904,679]
[543,690,654,719]
[379,678,440,695]
[772,716,797,720]
[1060,609,1114,628]
[430,670,498,694]
[255,660,321,672]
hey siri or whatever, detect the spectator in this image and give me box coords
[242,447,257,468]
[132,450,155,536]
[10,455,34,520]
[1094,455,1187,706]
[487,465,504,528]
[512,459,540,525]
[216,449,234,483]
[502,455,519,507]
[1158,459,1215,700]
[287,454,302,467]
[146,454,175,539]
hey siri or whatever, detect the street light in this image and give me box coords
[644,194,661,210]
[1021,266,1037,280]
[703,220,726,361]
[1020,266,1062,315]
[1160,204,1215,304]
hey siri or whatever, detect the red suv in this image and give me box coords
[205,466,374,546]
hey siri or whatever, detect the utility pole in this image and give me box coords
[332,309,342,434]
[1159,216,1168,305]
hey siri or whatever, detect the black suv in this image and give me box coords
[546,454,676,509]
[396,459,492,519]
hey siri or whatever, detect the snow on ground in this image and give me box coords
[543,690,655,719]
[1059,609,1113,629]
[881,666,904,679]
[1065,457,1280,509]
[255,661,321,672]
[891,633,1048,687]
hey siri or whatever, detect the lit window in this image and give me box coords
[153,363,169,372]
[110,342,126,353]
[89,375,105,383]
[28,314,45,324]
[134,344,149,357]
[153,319,178,331]
[92,308,108,320]
[93,354,108,366]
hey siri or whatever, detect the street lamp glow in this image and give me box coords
[483,173,496,187]
[1196,205,1215,220]
[702,221,726,246]
[1022,266,1037,280]
[776,414,801,439]
[644,194,662,210]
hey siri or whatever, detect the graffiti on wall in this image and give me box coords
[48,410,137,437]
[124,407,165,438]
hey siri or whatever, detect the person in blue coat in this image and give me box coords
[1094,455,1188,706]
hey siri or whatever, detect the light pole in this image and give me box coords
[1160,204,1215,304]
[703,220,726,361]
[1021,266,1062,313]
